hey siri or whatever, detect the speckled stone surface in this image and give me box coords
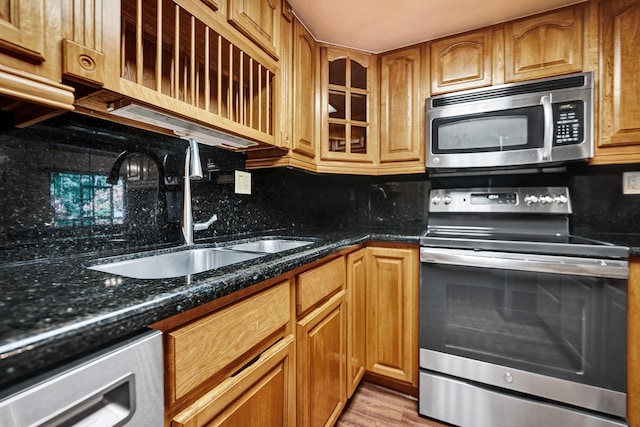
[0,228,422,388]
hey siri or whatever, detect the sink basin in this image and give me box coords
[226,238,314,253]
[88,247,265,279]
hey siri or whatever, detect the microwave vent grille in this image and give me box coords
[432,74,588,108]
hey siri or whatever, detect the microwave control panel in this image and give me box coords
[553,101,584,145]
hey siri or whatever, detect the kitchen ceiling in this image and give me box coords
[287,0,585,53]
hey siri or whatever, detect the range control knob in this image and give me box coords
[539,195,553,205]
[431,195,441,205]
[553,194,568,205]
[443,195,452,205]
[524,195,538,205]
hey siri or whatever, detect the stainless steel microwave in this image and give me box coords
[426,72,593,173]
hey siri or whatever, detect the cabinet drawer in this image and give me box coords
[296,256,345,315]
[168,280,291,402]
[171,335,295,427]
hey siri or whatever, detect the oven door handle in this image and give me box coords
[420,248,629,279]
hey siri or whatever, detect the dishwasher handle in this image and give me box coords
[420,247,629,279]
[42,374,135,427]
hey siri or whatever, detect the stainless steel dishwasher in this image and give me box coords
[0,329,163,426]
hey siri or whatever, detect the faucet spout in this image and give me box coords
[182,139,217,245]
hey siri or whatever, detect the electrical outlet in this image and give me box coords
[623,171,640,194]
[235,170,251,195]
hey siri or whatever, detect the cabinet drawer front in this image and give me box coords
[168,280,290,401]
[296,256,345,314]
[171,335,295,427]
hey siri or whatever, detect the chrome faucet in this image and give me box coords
[182,139,217,245]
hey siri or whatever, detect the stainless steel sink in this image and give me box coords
[226,238,314,254]
[88,247,265,279]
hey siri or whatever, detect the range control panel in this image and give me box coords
[429,187,572,214]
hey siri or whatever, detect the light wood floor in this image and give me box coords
[336,382,449,427]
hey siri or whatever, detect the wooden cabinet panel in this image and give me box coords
[380,46,423,163]
[346,248,366,398]
[228,0,280,58]
[504,5,584,82]
[430,29,493,94]
[167,281,290,403]
[320,46,378,165]
[61,0,108,86]
[171,335,296,427]
[296,256,345,315]
[297,290,347,427]
[0,0,45,63]
[292,18,316,157]
[365,246,418,386]
[597,0,640,151]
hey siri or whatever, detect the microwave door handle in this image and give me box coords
[540,95,553,161]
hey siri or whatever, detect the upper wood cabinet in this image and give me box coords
[0,1,75,127]
[228,0,280,59]
[72,0,280,149]
[292,18,316,158]
[0,0,45,64]
[504,5,584,82]
[320,46,378,165]
[430,29,493,94]
[592,0,640,164]
[379,45,425,171]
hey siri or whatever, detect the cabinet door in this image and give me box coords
[430,29,493,94]
[504,5,584,82]
[292,18,316,157]
[379,46,423,164]
[171,335,296,427]
[228,0,279,58]
[0,0,45,64]
[346,248,366,398]
[365,246,418,386]
[297,291,347,427]
[320,46,378,164]
[597,0,640,151]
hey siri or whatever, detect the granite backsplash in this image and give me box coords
[0,112,639,264]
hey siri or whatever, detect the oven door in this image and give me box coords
[419,247,628,416]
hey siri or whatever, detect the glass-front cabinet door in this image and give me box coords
[320,46,377,164]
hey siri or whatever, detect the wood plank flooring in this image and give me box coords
[336,382,449,427]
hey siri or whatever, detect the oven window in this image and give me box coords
[420,263,626,391]
[432,106,544,153]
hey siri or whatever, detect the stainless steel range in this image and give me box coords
[418,187,629,427]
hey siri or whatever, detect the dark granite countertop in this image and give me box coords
[0,228,421,389]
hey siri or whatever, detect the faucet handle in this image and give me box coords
[194,214,218,232]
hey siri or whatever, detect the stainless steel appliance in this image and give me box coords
[419,187,629,427]
[426,72,593,173]
[0,329,163,426]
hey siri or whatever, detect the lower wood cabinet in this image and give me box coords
[171,335,296,427]
[296,256,347,427]
[159,245,420,426]
[365,245,419,387]
[346,248,367,398]
[297,290,347,427]
[160,280,293,425]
